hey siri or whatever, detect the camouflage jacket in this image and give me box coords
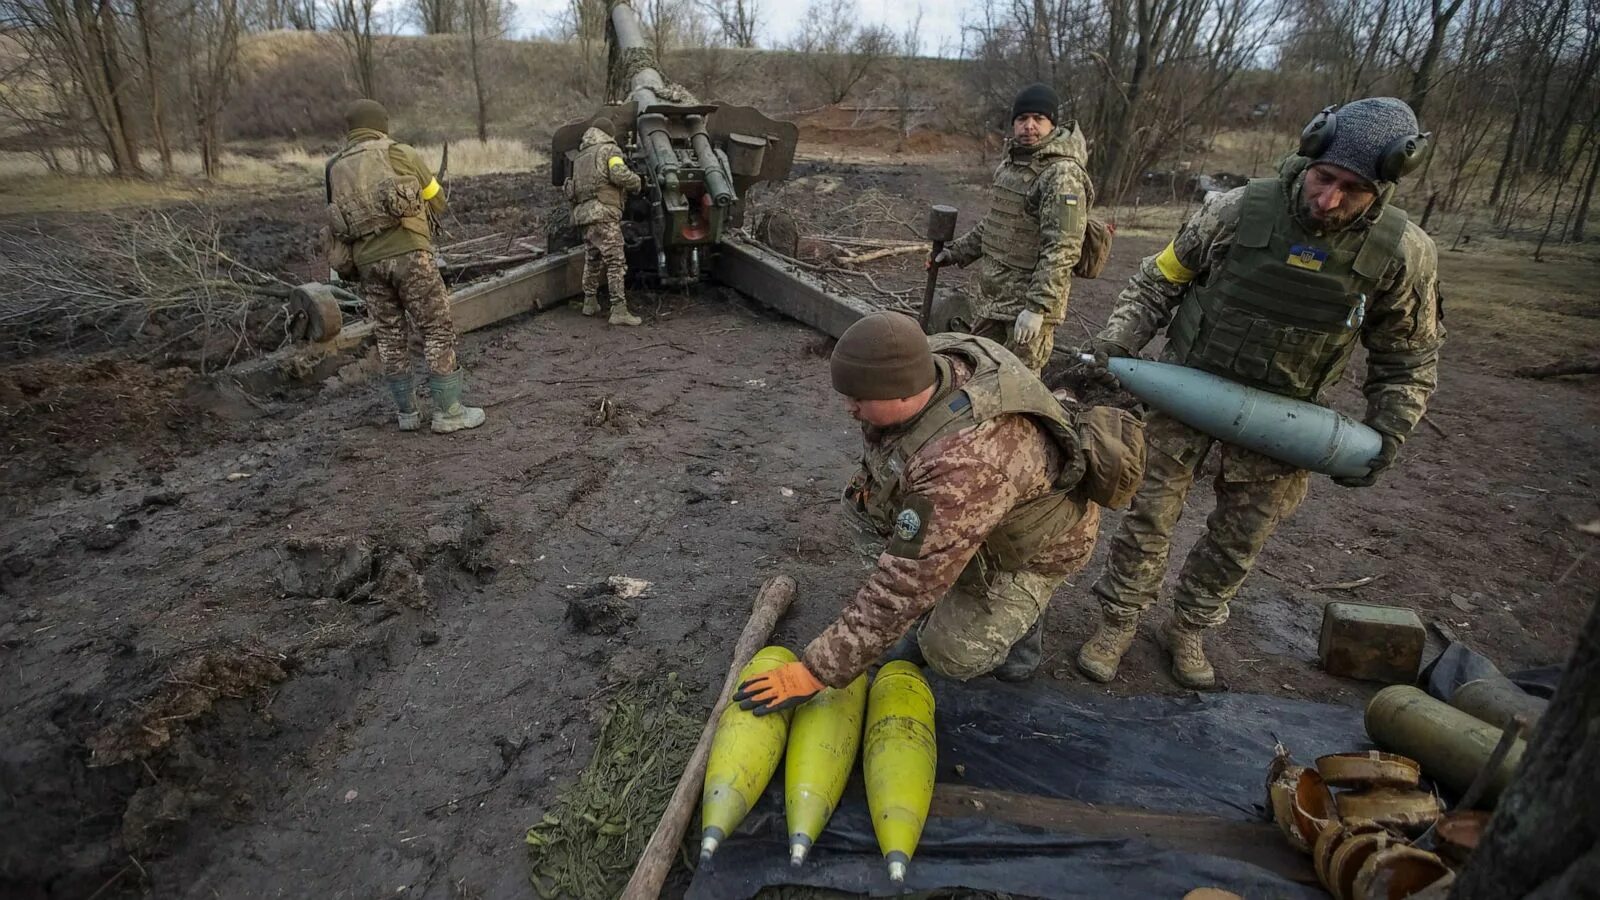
[1098,158,1445,443]
[946,124,1094,324]
[801,358,1092,687]
[326,128,446,267]
[566,127,642,226]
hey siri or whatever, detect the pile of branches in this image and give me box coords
[0,207,292,370]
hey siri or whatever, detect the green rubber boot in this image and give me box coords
[427,370,486,434]
[385,374,421,432]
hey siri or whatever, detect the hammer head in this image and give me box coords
[927,204,959,243]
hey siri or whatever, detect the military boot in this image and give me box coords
[427,370,487,434]
[581,294,602,317]
[993,614,1044,682]
[608,301,642,327]
[1076,612,1138,683]
[385,374,421,432]
[1158,616,1216,689]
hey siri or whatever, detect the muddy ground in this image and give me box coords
[2,153,1598,899]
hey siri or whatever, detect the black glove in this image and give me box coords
[1334,433,1401,488]
[1078,340,1130,388]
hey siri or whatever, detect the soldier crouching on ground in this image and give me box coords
[732,312,1145,715]
[565,117,645,327]
[324,99,485,434]
[1076,97,1445,689]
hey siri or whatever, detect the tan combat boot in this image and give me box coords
[1159,617,1216,689]
[1075,613,1138,683]
[581,295,601,317]
[609,301,642,326]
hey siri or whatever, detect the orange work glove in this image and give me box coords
[732,661,824,716]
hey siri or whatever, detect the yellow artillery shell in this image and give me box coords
[785,673,869,866]
[700,645,797,861]
[863,660,936,883]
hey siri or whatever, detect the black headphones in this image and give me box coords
[1298,104,1433,182]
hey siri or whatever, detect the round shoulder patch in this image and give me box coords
[893,508,922,542]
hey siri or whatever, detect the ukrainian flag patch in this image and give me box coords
[1286,244,1328,271]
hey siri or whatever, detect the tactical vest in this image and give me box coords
[1166,177,1408,400]
[980,150,1078,272]
[570,141,626,226]
[851,334,1087,572]
[326,138,426,242]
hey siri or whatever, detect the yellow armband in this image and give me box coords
[607,156,625,169]
[1154,241,1196,284]
[420,178,442,201]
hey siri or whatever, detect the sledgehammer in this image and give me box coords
[920,204,959,333]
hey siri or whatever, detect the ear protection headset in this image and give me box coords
[1298,104,1433,182]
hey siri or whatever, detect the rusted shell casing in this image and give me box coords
[1352,845,1453,900]
[1365,685,1526,807]
[1315,750,1422,789]
[926,205,959,243]
[1451,676,1548,732]
[1319,603,1426,684]
[1334,787,1443,833]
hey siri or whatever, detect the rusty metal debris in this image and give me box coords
[1269,747,1452,900]
[1316,751,1422,789]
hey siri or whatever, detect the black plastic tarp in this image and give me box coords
[688,678,1369,899]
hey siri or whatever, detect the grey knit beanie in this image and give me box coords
[1313,97,1421,185]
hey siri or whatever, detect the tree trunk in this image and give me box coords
[1572,141,1600,242]
[1490,104,1521,208]
[1408,0,1466,117]
[97,0,144,174]
[1451,590,1600,898]
[468,16,488,142]
[133,0,173,176]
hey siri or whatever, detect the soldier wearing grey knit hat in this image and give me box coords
[1298,96,1431,187]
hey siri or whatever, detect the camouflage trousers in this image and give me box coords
[358,250,458,377]
[1092,411,1310,628]
[969,316,1056,374]
[581,221,627,305]
[914,505,1100,680]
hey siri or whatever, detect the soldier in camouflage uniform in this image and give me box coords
[732,312,1105,714]
[325,99,485,434]
[565,117,644,326]
[931,83,1094,373]
[1076,97,1444,689]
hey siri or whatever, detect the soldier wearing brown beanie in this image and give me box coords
[733,312,1112,715]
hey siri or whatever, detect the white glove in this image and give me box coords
[927,248,952,269]
[1013,309,1045,344]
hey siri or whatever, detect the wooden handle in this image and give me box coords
[619,574,797,900]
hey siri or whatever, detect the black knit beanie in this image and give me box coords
[1011,83,1059,123]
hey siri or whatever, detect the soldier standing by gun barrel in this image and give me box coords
[566,117,646,327]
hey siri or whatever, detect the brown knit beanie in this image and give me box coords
[345,99,389,133]
[830,312,936,400]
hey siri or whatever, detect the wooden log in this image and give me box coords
[618,575,797,900]
[837,244,927,265]
[1513,358,1600,379]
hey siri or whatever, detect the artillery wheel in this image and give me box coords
[288,283,344,343]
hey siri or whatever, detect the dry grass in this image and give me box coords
[276,137,546,177]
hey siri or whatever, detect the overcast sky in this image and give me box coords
[504,0,972,56]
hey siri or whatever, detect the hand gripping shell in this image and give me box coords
[700,645,797,860]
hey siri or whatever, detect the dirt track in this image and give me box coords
[2,160,1598,898]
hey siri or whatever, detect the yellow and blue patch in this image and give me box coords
[1286,244,1329,271]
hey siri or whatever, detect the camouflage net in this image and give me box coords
[525,673,701,900]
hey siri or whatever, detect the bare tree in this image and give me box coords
[132,0,174,175]
[556,0,608,96]
[463,0,512,141]
[180,0,243,178]
[696,0,758,48]
[2,0,146,176]
[408,0,460,33]
[893,7,923,149]
[326,0,383,99]
[790,0,893,105]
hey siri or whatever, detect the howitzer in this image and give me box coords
[550,0,799,286]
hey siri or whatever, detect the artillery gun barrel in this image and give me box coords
[609,1,682,106]
[688,116,735,206]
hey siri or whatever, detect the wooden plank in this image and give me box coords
[931,783,1318,885]
[711,239,878,339]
